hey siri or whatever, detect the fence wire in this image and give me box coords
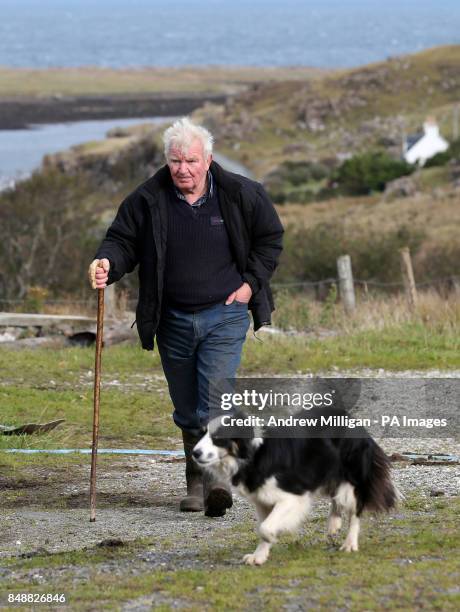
[0,276,459,308]
[270,275,460,290]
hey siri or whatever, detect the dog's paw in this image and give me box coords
[243,553,258,565]
[243,552,268,566]
[340,540,359,552]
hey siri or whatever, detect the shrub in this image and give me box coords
[414,243,460,281]
[278,160,330,185]
[0,169,100,299]
[276,223,425,285]
[333,151,414,195]
[264,160,332,203]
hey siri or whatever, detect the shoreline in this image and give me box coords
[0,92,227,130]
[0,64,326,129]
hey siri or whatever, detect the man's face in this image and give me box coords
[167,139,212,195]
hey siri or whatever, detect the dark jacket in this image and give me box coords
[95,161,284,350]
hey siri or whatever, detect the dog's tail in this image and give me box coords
[358,441,399,513]
[348,438,401,514]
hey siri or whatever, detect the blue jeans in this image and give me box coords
[156,301,250,435]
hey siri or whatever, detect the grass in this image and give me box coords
[276,187,460,246]
[0,386,175,451]
[2,496,460,610]
[1,302,458,609]
[248,325,459,372]
[271,290,460,334]
[71,137,137,156]
[0,294,458,453]
[0,66,324,98]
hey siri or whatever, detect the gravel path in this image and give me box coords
[1,439,459,562]
[1,457,252,560]
[1,367,458,609]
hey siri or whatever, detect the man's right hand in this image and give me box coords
[88,258,110,289]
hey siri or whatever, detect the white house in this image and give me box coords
[404,118,449,166]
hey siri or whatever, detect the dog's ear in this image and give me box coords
[198,425,207,439]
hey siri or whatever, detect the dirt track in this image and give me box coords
[1,439,459,561]
[1,437,459,612]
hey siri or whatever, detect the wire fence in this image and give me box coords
[270,275,460,289]
[0,274,459,313]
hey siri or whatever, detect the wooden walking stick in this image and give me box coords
[89,262,105,522]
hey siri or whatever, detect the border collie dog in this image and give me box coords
[193,409,398,566]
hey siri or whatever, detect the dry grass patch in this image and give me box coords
[273,289,460,335]
[0,66,326,98]
[277,188,460,244]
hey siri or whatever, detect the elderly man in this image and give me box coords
[89,117,283,517]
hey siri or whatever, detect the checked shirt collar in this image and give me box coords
[173,170,214,210]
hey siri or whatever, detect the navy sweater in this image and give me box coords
[163,185,243,311]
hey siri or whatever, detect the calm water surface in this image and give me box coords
[0,116,249,189]
[0,0,458,69]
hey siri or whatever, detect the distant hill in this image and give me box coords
[197,45,460,179]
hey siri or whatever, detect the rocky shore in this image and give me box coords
[0,92,226,129]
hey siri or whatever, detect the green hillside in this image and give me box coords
[196,45,460,178]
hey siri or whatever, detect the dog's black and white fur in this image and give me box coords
[193,409,398,565]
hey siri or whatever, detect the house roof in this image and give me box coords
[406,132,424,150]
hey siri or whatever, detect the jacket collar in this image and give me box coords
[140,160,242,201]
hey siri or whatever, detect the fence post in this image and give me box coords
[337,254,356,313]
[399,247,418,309]
[451,277,460,298]
[104,283,117,319]
[363,281,369,297]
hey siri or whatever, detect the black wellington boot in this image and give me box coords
[203,469,233,518]
[180,431,204,512]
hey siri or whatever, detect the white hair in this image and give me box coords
[162,117,214,161]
